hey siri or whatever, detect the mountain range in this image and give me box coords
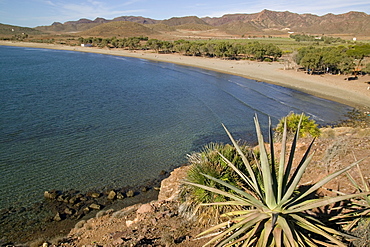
[3,10,370,38]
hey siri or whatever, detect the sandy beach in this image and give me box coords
[1,41,370,108]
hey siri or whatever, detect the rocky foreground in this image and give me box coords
[22,125,369,247]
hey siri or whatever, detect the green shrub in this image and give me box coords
[180,142,256,225]
[275,112,321,138]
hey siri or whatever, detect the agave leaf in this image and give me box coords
[272,226,283,247]
[291,213,347,247]
[183,180,246,203]
[287,192,370,213]
[346,172,362,192]
[286,137,315,189]
[217,214,269,247]
[289,158,366,205]
[357,164,370,192]
[222,123,262,197]
[221,209,258,217]
[206,213,267,246]
[295,230,318,247]
[268,117,278,197]
[217,151,257,195]
[259,220,274,247]
[201,201,252,207]
[282,115,303,195]
[254,115,276,208]
[347,164,370,205]
[197,221,230,237]
[220,223,255,247]
[279,151,315,206]
[200,173,266,207]
[277,118,288,201]
[239,222,261,247]
[276,216,298,247]
[318,223,357,240]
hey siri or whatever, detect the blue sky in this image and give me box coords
[1,0,369,27]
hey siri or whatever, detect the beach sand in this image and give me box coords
[1,41,369,108]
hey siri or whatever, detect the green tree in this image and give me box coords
[321,47,344,74]
[346,44,370,75]
[147,39,162,53]
[300,51,322,74]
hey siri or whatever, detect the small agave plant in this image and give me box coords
[184,114,369,247]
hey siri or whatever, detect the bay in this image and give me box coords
[0,46,352,209]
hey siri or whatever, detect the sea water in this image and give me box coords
[0,46,352,209]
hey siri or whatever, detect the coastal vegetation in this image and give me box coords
[275,112,321,138]
[294,43,370,75]
[62,35,370,73]
[183,115,369,246]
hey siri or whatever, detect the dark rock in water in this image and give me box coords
[53,212,62,222]
[73,202,84,209]
[44,190,58,200]
[64,207,74,215]
[57,194,66,202]
[107,190,116,200]
[126,190,135,197]
[116,192,125,200]
[89,203,101,210]
[91,192,101,198]
[69,196,79,204]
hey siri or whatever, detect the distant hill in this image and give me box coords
[0,23,43,36]
[78,21,159,37]
[160,16,209,26]
[28,10,370,37]
[36,21,100,33]
[201,10,370,35]
[35,16,159,33]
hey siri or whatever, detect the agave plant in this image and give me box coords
[327,164,370,232]
[184,114,369,246]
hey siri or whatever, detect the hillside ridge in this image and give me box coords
[1,10,369,38]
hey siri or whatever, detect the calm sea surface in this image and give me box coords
[0,46,352,209]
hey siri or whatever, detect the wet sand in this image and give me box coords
[1,41,369,108]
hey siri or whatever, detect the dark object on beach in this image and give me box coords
[344,76,358,81]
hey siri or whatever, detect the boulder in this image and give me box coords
[64,207,74,215]
[107,190,116,200]
[137,203,154,214]
[126,190,134,197]
[91,192,101,198]
[89,203,101,210]
[158,166,190,201]
[116,192,125,200]
[44,190,58,200]
[53,212,62,222]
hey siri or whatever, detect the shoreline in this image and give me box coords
[1,41,370,108]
